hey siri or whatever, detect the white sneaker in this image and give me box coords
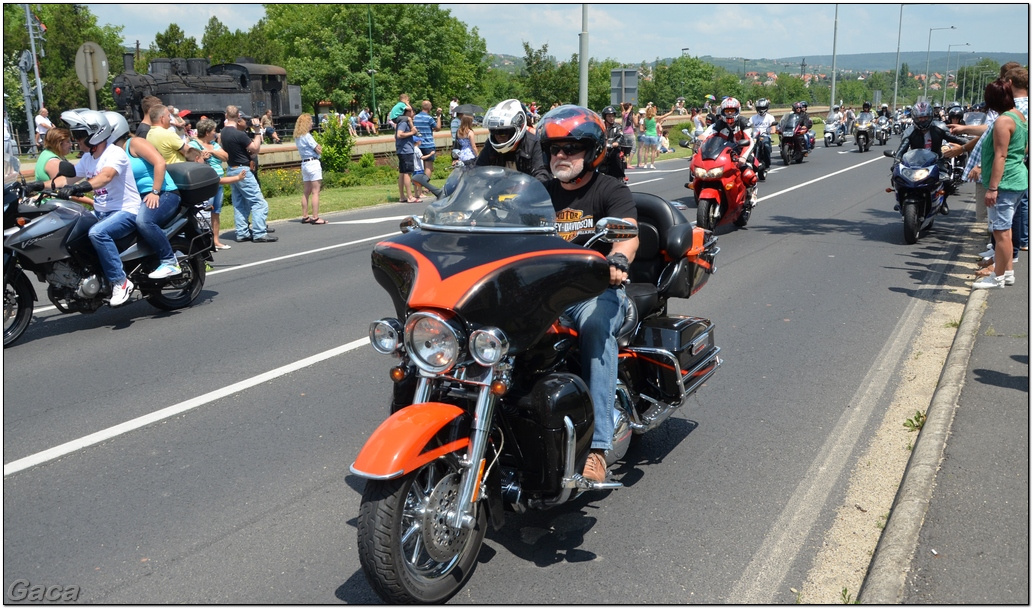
[648,164,656,170]
[972,274,1004,289]
[148,262,182,280]
[110,278,134,306]
[1004,271,1015,286]
[978,247,995,259]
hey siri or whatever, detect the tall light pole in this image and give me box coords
[829,4,839,112]
[892,4,903,111]
[957,53,975,104]
[923,25,955,101]
[367,6,376,121]
[578,4,589,107]
[943,42,969,106]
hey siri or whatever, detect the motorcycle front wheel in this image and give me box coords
[357,454,486,604]
[143,252,206,311]
[903,203,921,244]
[696,198,719,231]
[3,270,34,347]
[781,143,791,166]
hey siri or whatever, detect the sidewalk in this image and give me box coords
[861,217,1030,603]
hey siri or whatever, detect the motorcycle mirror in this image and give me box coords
[883,150,894,158]
[587,217,638,246]
[681,128,691,136]
[399,215,422,234]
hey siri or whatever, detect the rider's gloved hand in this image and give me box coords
[56,181,92,200]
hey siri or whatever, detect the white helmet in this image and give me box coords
[61,108,112,147]
[483,99,527,154]
[104,111,131,145]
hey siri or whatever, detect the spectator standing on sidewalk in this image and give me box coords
[411,135,442,200]
[34,107,54,149]
[413,101,442,179]
[146,105,202,164]
[188,118,245,250]
[395,104,419,203]
[220,115,277,242]
[972,78,1028,289]
[294,113,326,225]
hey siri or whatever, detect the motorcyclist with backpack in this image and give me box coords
[475,98,550,183]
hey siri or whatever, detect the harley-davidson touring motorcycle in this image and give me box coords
[687,134,758,231]
[3,162,218,347]
[883,148,949,244]
[351,167,721,603]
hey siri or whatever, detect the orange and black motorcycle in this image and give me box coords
[351,167,721,603]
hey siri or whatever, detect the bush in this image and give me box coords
[359,152,376,168]
[313,118,354,173]
[259,168,303,197]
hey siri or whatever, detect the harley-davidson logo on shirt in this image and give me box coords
[555,208,594,242]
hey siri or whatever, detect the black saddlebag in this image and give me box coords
[166,163,220,206]
[628,316,720,402]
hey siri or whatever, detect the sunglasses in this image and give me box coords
[549,142,586,156]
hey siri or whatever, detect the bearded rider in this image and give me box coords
[538,105,639,484]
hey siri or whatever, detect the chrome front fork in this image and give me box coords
[449,379,497,530]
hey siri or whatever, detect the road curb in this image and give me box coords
[857,279,988,604]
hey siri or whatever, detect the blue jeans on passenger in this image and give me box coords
[226,167,269,240]
[136,190,180,266]
[565,286,628,452]
[88,210,138,284]
[1012,188,1029,257]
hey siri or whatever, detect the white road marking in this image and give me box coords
[3,338,370,477]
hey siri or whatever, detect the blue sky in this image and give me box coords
[87,2,1029,64]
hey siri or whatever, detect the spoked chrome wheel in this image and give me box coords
[357,454,486,604]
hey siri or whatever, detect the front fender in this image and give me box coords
[4,253,37,302]
[696,185,723,203]
[350,402,471,480]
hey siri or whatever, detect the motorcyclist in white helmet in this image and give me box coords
[53,109,141,306]
[700,97,760,206]
[474,98,549,182]
[748,98,777,179]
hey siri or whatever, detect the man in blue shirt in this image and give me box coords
[412,100,442,179]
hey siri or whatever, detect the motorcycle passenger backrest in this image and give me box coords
[629,192,686,285]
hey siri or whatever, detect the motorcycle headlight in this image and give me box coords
[905,168,931,182]
[469,327,509,366]
[695,167,724,179]
[405,311,463,373]
[369,318,404,355]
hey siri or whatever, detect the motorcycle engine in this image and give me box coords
[46,262,103,312]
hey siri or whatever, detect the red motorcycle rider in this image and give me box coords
[698,97,759,208]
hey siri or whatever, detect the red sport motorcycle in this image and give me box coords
[351,167,721,603]
[686,134,758,231]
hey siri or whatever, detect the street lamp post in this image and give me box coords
[943,42,970,106]
[367,6,377,122]
[923,25,955,101]
[957,54,975,104]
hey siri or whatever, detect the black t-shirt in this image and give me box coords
[220,127,254,167]
[546,172,636,248]
[135,123,150,138]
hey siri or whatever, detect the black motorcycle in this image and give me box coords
[883,148,948,245]
[4,163,219,347]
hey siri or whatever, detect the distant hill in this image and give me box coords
[487,50,1027,77]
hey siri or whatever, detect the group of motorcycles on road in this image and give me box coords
[2,97,982,604]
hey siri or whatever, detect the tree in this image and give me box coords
[152,23,199,59]
[2,4,124,126]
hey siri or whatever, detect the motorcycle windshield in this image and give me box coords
[857,112,874,123]
[901,148,938,169]
[699,135,734,161]
[779,113,800,132]
[422,166,556,233]
[963,112,987,126]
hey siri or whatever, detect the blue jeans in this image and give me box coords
[1013,188,1029,255]
[565,286,628,451]
[89,210,138,284]
[136,191,180,266]
[227,167,269,239]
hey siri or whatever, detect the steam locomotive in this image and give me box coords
[111,53,302,128]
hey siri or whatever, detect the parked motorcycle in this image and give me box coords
[776,113,809,165]
[687,135,758,230]
[883,148,948,244]
[823,116,846,147]
[351,167,721,603]
[3,163,218,347]
[875,115,891,146]
[854,111,876,152]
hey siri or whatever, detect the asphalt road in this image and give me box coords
[3,137,975,603]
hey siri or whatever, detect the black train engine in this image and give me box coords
[111,54,302,129]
